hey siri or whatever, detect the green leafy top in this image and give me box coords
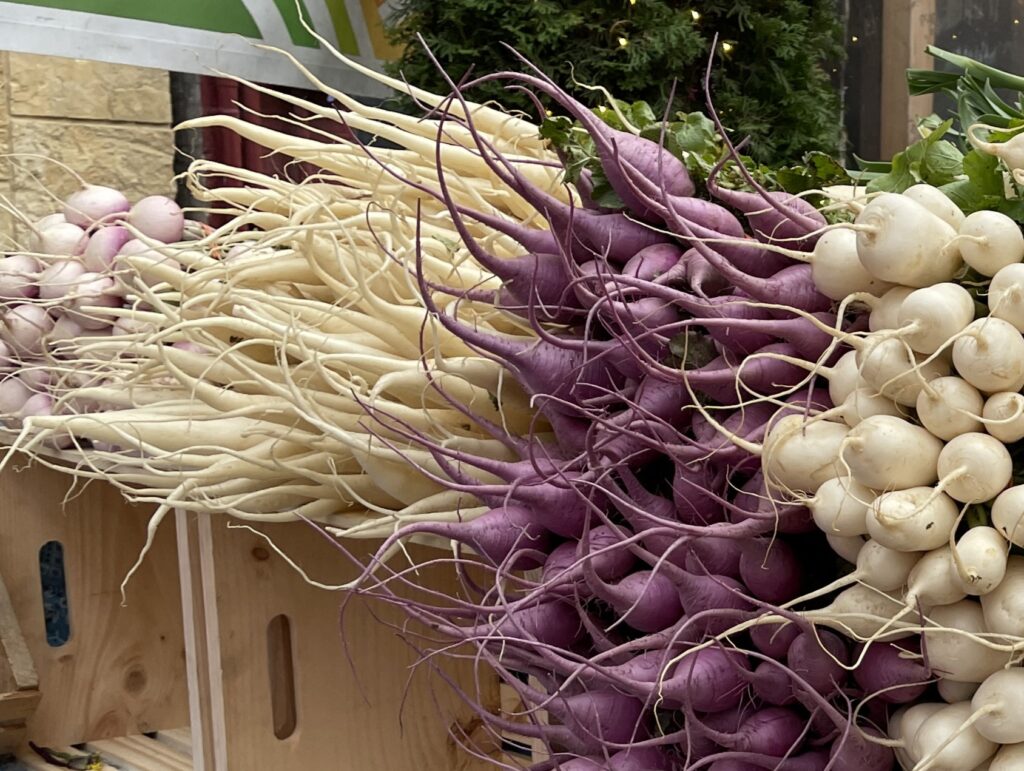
[540,96,851,213]
[863,46,1024,222]
[862,119,962,193]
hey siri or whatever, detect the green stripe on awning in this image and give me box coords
[7,0,262,37]
[324,0,360,55]
[272,0,319,48]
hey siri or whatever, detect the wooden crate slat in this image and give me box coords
[87,737,190,771]
[0,691,40,724]
[175,511,223,771]
[115,735,192,769]
[153,727,193,757]
[17,735,190,770]
[0,570,37,694]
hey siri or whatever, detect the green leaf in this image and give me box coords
[938,158,1005,215]
[866,152,916,193]
[867,119,962,192]
[538,115,574,145]
[996,197,1024,222]
[852,155,893,173]
[921,139,964,185]
[926,45,1024,93]
[589,171,625,209]
[963,148,1003,195]
[671,112,719,153]
[917,113,945,132]
[937,179,982,211]
[806,151,851,182]
[538,117,596,186]
[593,99,659,133]
[625,100,658,129]
[907,67,960,96]
[771,151,851,198]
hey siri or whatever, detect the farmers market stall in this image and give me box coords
[9,5,1024,771]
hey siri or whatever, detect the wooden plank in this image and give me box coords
[87,738,177,771]
[0,570,39,754]
[0,722,29,754]
[17,735,191,771]
[175,511,220,771]
[0,690,40,723]
[88,736,191,771]
[0,572,37,693]
[154,727,194,757]
[117,734,193,768]
[0,463,189,745]
[205,519,502,770]
[194,513,228,770]
[880,0,937,157]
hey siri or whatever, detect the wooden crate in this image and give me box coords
[0,462,510,769]
[178,513,503,770]
[0,463,188,747]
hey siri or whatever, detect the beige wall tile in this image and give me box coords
[8,119,174,244]
[8,52,171,124]
[0,52,12,183]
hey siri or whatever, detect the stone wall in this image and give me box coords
[0,52,174,243]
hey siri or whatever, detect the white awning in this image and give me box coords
[0,0,399,97]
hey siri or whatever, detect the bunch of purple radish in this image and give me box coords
[333,60,945,771]
[0,185,190,435]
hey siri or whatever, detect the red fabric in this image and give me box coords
[198,77,355,225]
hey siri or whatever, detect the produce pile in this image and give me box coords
[6,36,1024,771]
[0,59,566,560]
[0,188,196,429]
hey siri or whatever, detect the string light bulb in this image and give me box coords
[721,41,734,53]
[691,9,701,21]
[617,36,630,48]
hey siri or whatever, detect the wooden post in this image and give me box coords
[880,0,937,158]
[175,511,227,771]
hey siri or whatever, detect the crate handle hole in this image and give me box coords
[39,540,71,647]
[267,614,297,739]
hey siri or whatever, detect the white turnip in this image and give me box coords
[866,487,958,552]
[935,433,1012,504]
[917,377,985,441]
[855,193,962,287]
[982,391,1024,443]
[952,318,1024,393]
[958,210,1024,276]
[842,415,943,491]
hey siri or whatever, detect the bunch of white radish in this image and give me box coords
[0,58,566,565]
[888,669,1024,770]
[749,182,1024,770]
[0,186,196,439]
